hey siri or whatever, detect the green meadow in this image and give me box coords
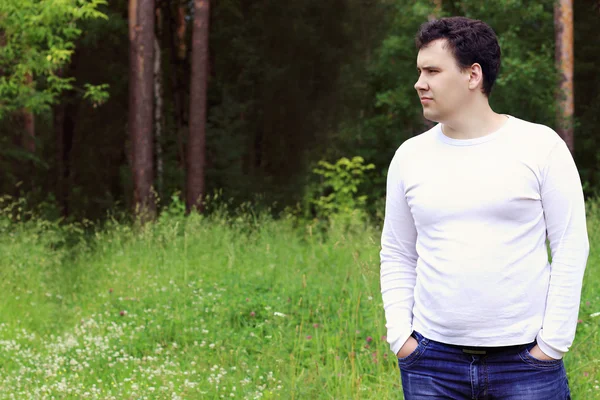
[0,200,598,399]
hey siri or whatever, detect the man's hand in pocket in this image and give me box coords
[529,344,558,361]
[397,336,419,359]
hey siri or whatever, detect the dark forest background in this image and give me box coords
[1,0,599,221]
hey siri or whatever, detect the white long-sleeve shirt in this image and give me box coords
[380,115,589,360]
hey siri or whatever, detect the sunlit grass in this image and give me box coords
[0,200,598,399]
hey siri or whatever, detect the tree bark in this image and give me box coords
[554,0,574,153]
[175,1,188,174]
[186,0,210,212]
[129,0,156,219]
[154,7,164,200]
[177,2,188,60]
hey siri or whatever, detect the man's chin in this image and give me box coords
[422,112,439,123]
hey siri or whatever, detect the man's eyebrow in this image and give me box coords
[417,65,439,70]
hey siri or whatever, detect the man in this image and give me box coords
[380,16,589,399]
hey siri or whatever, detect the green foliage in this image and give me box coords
[82,83,110,107]
[572,0,600,195]
[367,0,557,139]
[2,0,600,220]
[322,0,565,216]
[456,0,557,127]
[319,1,436,217]
[159,192,187,220]
[310,156,375,220]
[0,0,109,120]
[207,0,373,208]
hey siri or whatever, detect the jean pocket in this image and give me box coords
[519,344,563,369]
[397,333,428,368]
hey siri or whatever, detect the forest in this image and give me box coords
[2,0,599,221]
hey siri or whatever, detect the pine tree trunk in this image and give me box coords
[177,3,188,60]
[186,0,210,212]
[175,1,188,179]
[129,0,156,219]
[154,7,164,200]
[554,0,574,153]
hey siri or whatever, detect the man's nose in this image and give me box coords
[414,75,427,92]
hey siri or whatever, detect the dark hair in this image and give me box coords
[415,17,501,97]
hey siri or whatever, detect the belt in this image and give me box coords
[444,342,531,355]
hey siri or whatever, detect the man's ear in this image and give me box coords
[468,63,483,91]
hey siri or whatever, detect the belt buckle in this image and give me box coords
[462,349,487,355]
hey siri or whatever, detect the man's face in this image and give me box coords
[414,39,471,123]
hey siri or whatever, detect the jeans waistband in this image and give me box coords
[442,341,531,355]
[412,331,533,355]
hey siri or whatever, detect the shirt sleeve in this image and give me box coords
[380,149,419,355]
[536,139,590,360]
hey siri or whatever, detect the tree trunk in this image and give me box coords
[154,7,164,200]
[175,1,188,175]
[177,3,188,60]
[129,0,156,219]
[554,0,574,153]
[186,0,210,212]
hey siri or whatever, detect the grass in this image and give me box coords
[0,201,598,399]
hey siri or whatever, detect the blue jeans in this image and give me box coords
[398,331,571,399]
